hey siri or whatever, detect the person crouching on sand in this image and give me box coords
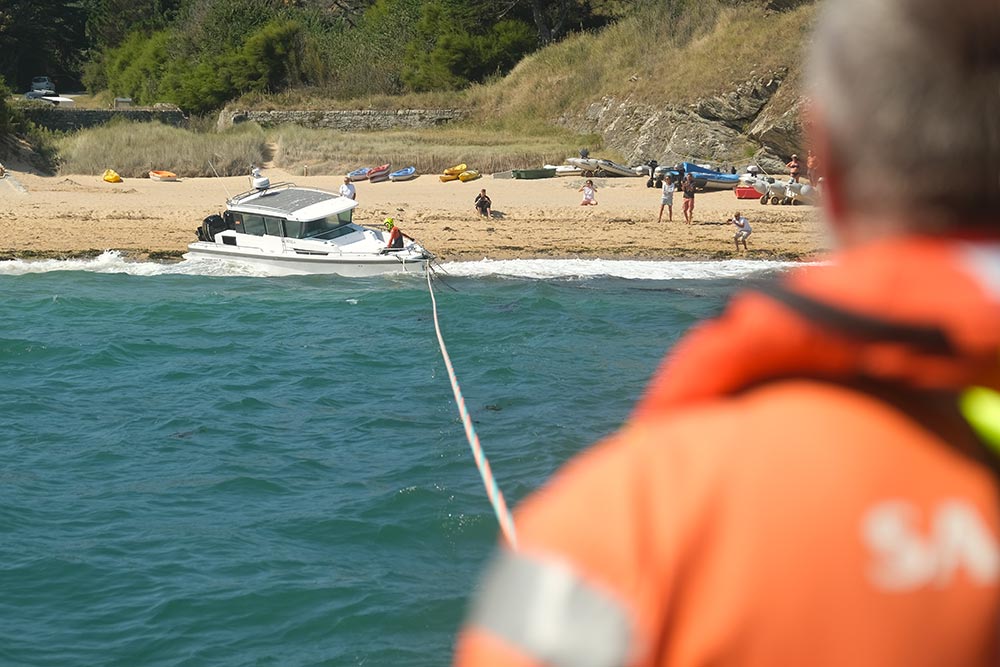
[579,180,598,206]
[729,211,752,251]
[474,189,492,218]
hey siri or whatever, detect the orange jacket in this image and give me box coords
[455,236,1000,667]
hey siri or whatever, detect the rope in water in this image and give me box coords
[426,270,518,549]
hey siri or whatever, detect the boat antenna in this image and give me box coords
[208,159,232,200]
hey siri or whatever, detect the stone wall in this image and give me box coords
[21,106,187,132]
[217,108,465,131]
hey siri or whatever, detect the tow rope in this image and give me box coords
[426,270,518,549]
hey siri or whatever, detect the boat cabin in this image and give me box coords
[201,184,360,243]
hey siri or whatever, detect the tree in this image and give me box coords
[83,0,183,49]
[0,0,88,90]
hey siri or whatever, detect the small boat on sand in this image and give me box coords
[681,162,741,190]
[512,168,556,180]
[367,163,391,183]
[459,170,481,182]
[347,166,371,182]
[149,170,177,181]
[389,166,417,182]
[443,163,467,176]
[566,157,601,173]
[595,160,639,177]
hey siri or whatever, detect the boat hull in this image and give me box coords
[184,243,430,277]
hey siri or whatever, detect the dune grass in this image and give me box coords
[53,119,599,177]
[55,120,268,177]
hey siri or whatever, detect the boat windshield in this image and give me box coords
[292,211,356,240]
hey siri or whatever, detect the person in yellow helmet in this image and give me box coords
[383,217,412,249]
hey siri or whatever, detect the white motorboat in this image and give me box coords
[184,170,434,276]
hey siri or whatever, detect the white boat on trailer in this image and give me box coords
[185,170,434,276]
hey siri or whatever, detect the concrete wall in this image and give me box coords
[217,108,464,131]
[21,106,187,132]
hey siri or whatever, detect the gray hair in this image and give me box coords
[809,0,1000,226]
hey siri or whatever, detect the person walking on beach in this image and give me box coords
[579,179,598,206]
[339,176,356,200]
[474,189,492,218]
[657,174,675,222]
[729,210,752,251]
[455,1,1000,665]
[680,173,696,223]
[787,153,802,182]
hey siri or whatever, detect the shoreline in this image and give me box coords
[0,168,832,263]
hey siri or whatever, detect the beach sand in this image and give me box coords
[0,168,833,262]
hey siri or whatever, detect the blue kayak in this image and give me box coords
[347,166,371,181]
[388,166,417,182]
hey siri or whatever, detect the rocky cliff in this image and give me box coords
[560,69,803,172]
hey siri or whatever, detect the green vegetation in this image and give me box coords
[4,1,818,177]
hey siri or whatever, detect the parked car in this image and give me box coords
[30,76,55,92]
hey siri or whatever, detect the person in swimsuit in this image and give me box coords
[787,154,802,182]
[681,173,696,224]
[579,179,598,206]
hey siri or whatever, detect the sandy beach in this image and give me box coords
[0,168,832,262]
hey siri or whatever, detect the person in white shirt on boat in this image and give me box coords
[658,174,675,222]
[729,211,752,251]
[339,176,356,200]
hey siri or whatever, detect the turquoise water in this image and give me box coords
[0,254,793,666]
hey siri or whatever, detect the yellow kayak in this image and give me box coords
[440,173,460,182]
[443,163,467,176]
[459,170,481,182]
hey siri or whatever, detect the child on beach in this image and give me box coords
[729,211,752,251]
[579,180,598,206]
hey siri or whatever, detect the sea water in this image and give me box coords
[0,254,797,666]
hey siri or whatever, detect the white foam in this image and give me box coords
[0,251,811,280]
[436,257,807,280]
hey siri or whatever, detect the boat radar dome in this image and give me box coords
[250,166,270,190]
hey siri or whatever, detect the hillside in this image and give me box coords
[461,0,818,169]
[233,0,817,171]
[3,0,819,177]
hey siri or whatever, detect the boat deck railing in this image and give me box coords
[227,181,298,205]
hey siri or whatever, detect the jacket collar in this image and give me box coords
[634,236,1000,418]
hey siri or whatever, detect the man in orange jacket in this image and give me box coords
[454,0,1000,665]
